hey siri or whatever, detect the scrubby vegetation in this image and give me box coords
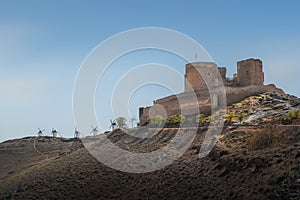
[116,117,127,128]
[197,114,206,126]
[225,112,236,125]
[142,92,300,128]
[247,126,283,150]
[146,114,186,127]
[145,111,248,128]
[236,113,245,124]
[286,110,300,122]
[197,114,213,126]
[146,115,165,127]
[166,114,185,127]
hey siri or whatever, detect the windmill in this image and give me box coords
[37,128,45,137]
[90,125,98,136]
[74,127,80,138]
[51,128,58,137]
[110,119,117,131]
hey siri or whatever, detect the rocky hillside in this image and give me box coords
[1,92,300,200]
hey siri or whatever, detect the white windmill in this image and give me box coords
[90,125,99,136]
[37,128,45,137]
[51,128,58,137]
[110,119,117,131]
[74,127,80,138]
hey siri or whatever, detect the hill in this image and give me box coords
[1,92,300,199]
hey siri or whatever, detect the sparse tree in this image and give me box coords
[116,117,127,128]
[129,117,137,128]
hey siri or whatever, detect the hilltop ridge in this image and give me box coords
[1,92,300,199]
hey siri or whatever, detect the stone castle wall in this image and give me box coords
[139,58,284,125]
[139,84,283,125]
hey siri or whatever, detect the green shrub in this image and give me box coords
[166,114,185,126]
[205,116,212,123]
[116,117,127,128]
[149,115,165,127]
[286,110,300,123]
[296,110,300,118]
[197,114,206,126]
[287,111,295,120]
[225,112,236,125]
[236,113,245,124]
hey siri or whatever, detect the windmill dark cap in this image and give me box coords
[51,128,58,137]
[37,128,45,137]
[110,119,117,131]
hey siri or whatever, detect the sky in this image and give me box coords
[0,0,300,141]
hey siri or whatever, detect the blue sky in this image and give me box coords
[0,0,300,141]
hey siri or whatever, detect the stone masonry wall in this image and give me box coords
[139,59,284,125]
[139,84,284,125]
[237,58,264,86]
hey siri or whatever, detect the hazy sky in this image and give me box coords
[1,0,300,141]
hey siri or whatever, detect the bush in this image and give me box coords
[205,116,212,123]
[197,114,206,126]
[287,110,300,120]
[225,112,236,125]
[247,126,280,150]
[285,110,300,124]
[236,113,245,124]
[296,110,300,118]
[148,115,165,127]
[116,117,127,128]
[197,114,214,126]
[166,114,185,127]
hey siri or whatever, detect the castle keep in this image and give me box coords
[139,58,283,125]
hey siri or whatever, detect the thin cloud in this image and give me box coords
[0,77,47,104]
[0,24,34,66]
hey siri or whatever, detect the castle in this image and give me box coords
[139,58,284,125]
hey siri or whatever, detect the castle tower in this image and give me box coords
[237,58,264,86]
[218,67,227,82]
[184,62,219,92]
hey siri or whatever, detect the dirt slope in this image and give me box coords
[1,93,300,200]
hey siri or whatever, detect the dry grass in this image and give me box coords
[247,126,283,150]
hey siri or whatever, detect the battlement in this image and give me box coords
[184,58,264,92]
